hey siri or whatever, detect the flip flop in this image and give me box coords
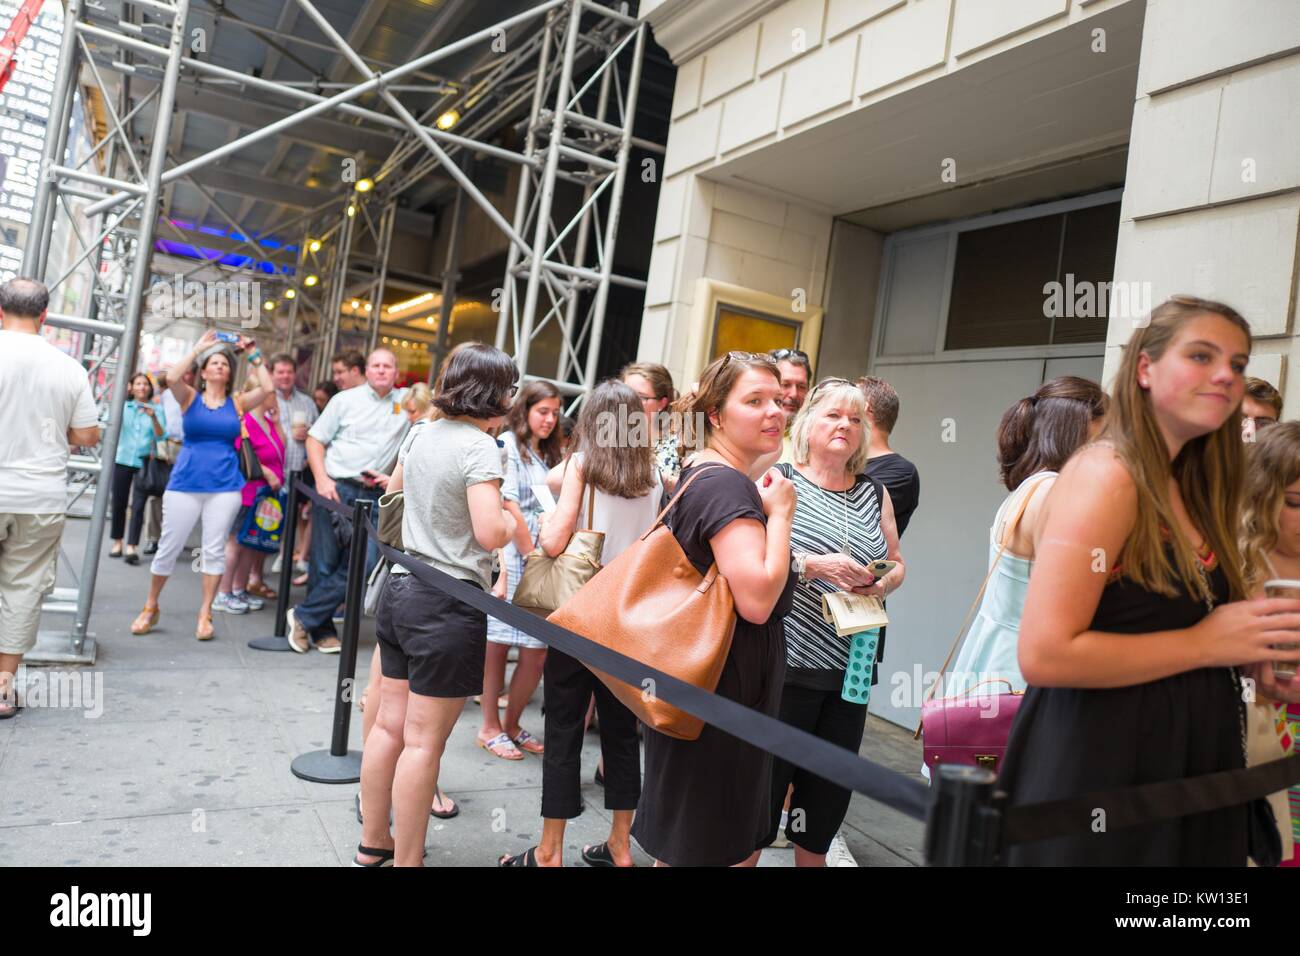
[477,732,524,761]
[0,686,17,720]
[431,789,459,819]
[581,842,632,867]
[498,846,538,867]
[353,844,395,867]
[508,728,544,755]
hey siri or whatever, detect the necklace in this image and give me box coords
[804,469,851,556]
[201,391,226,411]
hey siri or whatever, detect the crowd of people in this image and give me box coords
[2,273,1297,869]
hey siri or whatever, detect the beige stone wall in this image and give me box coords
[641,0,1137,386]
[1105,0,1300,407]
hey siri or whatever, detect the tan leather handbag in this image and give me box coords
[513,482,603,617]
[376,490,405,550]
[547,464,735,741]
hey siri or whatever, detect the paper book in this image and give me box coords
[821,591,889,636]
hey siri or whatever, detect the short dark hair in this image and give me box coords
[1245,377,1283,417]
[432,342,518,419]
[269,352,296,371]
[856,376,900,434]
[0,276,49,319]
[332,349,365,374]
[315,380,339,401]
[769,348,811,375]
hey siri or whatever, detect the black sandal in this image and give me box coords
[581,842,631,867]
[353,844,394,867]
[498,846,539,867]
[594,765,605,787]
[430,789,459,819]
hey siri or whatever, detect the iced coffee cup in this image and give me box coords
[1263,579,1300,680]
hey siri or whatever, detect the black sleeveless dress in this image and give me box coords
[630,463,796,866]
[998,551,1248,866]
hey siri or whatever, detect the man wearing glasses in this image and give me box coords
[769,348,811,464]
[1242,376,1282,442]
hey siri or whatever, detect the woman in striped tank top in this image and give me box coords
[762,378,906,866]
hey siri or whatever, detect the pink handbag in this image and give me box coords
[916,482,1044,775]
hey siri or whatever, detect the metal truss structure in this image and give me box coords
[18,0,659,662]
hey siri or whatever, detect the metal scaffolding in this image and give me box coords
[18,0,659,661]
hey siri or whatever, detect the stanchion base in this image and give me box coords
[248,634,293,652]
[291,749,363,784]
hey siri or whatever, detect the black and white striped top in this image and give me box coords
[779,463,888,677]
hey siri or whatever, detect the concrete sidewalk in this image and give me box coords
[0,515,925,866]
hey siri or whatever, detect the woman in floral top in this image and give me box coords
[622,362,680,491]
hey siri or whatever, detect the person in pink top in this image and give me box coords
[216,385,286,613]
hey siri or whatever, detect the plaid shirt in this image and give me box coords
[276,388,318,474]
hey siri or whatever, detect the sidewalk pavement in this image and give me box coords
[0,515,925,866]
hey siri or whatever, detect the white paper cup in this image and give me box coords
[292,411,308,427]
[1263,579,1300,679]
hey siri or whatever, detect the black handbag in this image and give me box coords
[135,452,172,499]
[234,396,265,483]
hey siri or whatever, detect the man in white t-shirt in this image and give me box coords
[0,278,100,718]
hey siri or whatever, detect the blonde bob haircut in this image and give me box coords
[790,378,871,476]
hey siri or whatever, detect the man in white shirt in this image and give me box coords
[287,348,408,653]
[0,278,101,717]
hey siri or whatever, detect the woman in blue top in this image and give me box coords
[109,373,165,564]
[131,330,273,641]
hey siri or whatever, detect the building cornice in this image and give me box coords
[640,0,789,64]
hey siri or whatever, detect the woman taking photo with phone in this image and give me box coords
[1000,296,1300,865]
[130,330,273,641]
[109,372,166,565]
[632,351,795,867]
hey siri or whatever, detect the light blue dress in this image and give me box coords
[946,470,1057,696]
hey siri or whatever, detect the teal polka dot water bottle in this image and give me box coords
[841,628,880,704]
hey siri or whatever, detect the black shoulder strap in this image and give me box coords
[863,471,885,510]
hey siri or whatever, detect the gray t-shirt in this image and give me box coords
[396,417,504,588]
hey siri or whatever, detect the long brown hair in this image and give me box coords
[997,376,1107,491]
[509,380,563,468]
[1104,295,1251,602]
[674,351,780,454]
[574,380,657,498]
[1239,422,1300,594]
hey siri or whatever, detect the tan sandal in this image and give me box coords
[131,605,160,635]
[195,615,215,641]
[477,732,524,761]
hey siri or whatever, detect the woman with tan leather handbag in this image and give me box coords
[628,351,795,868]
[498,380,663,867]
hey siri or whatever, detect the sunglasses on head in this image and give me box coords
[770,348,810,365]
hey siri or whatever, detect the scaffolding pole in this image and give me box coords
[19,0,655,657]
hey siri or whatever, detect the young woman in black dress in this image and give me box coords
[999,296,1300,865]
[631,351,796,867]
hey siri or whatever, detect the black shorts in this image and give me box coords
[376,571,486,699]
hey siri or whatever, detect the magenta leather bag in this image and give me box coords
[921,679,1023,774]
[916,483,1041,776]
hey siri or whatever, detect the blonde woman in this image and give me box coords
[1238,422,1300,865]
[1000,296,1300,865]
[760,378,904,866]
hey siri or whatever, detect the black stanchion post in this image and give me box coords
[924,764,1002,866]
[290,495,371,784]
[249,470,301,652]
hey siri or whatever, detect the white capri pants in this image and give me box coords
[151,490,243,577]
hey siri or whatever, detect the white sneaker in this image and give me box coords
[213,592,249,614]
[234,589,264,611]
[271,553,283,575]
[825,831,858,867]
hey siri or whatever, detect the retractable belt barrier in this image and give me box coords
[294,477,1300,864]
